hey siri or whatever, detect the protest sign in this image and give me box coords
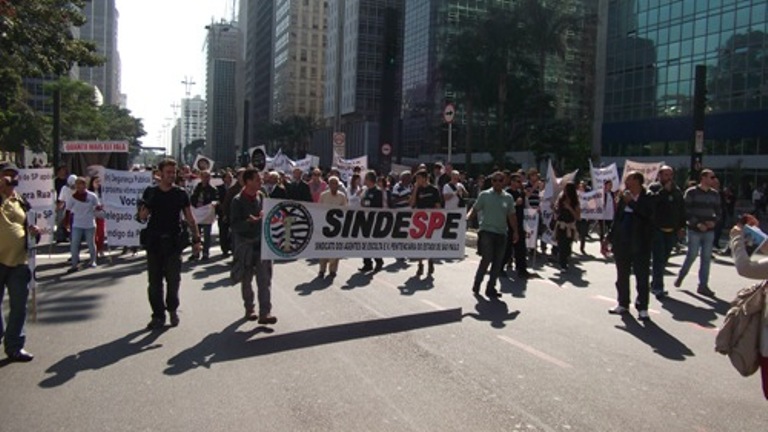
[16,169,56,245]
[523,208,540,249]
[269,151,296,174]
[249,146,268,171]
[622,160,663,187]
[334,155,368,182]
[102,169,153,247]
[589,161,620,192]
[192,204,216,225]
[193,155,215,172]
[293,156,313,174]
[261,198,466,260]
[579,189,605,220]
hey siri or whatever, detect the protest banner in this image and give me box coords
[589,161,620,192]
[622,160,663,187]
[249,146,268,171]
[523,208,540,249]
[261,198,466,260]
[334,155,368,182]
[269,151,296,174]
[192,204,216,225]
[16,169,56,245]
[293,156,313,173]
[579,189,605,220]
[102,169,153,247]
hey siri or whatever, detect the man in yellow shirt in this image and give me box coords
[0,162,41,362]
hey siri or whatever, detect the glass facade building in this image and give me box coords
[600,0,768,186]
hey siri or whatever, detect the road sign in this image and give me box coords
[381,143,392,156]
[443,103,456,124]
[333,132,345,145]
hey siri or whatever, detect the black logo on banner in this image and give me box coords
[265,201,313,258]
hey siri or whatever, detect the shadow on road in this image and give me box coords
[463,295,520,329]
[38,329,167,388]
[295,275,334,296]
[397,275,435,295]
[191,263,230,279]
[547,266,589,288]
[164,308,462,376]
[658,294,727,329]
[498,277,528,298]
[340,272,375,290]
[614,314,695,361]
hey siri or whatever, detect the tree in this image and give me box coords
[0,0,102,152]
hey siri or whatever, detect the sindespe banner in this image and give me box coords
[102,169,153,247]
[261,198,466,260]
[17,169,56,245]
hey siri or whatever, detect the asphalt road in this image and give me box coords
[1,238,766,431]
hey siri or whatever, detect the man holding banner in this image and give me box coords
[0,162,40,362]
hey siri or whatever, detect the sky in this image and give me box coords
[118,0,235,152]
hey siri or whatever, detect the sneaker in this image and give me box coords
[318,270,325,279]
[328,271,337,278]
[89,261,97,268]
[245,310,258,321]
[6,349,34,362]
[638,310,651,321]
[608,305,629,315]
[416,263,424,277]
[673,276,682,288]
[485,289,501,299]
[427,261,435,275]
[652,289,668,300]
[358,265,373,272]
[257,314,278,325]
[66,266,78,274]
[697,286,716,297]
[374,261,383,272]
[169,312,180,327]
[146,317,165,330]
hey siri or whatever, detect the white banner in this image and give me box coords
[579,189,605,220]
[268,151,296,174]
[622,160,663,187]
[192,204,216,225]
[334,155,368,182]
[589,161,620,192]
[102,169,153,247]
[523,208,540,249]
[293,156,313,174]
[16,169,56,245]
[261,198,466,260]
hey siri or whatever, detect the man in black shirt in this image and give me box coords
[359,171,384,272]
[504,173,535,278]
[138,159,201,330]
[287,167,312,202]
[410,169,443,276]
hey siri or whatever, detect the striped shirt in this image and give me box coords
[390,182,412,208]
[683,186,721,229]
[525,182,541,208]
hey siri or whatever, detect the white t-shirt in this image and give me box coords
[442,182,465,210]
[319,190,348,207]
[58,185,72,203]
[603,191,616,221]
[66,190,101,229]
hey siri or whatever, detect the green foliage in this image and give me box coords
[0,0,104,152]
[255,115,319,159]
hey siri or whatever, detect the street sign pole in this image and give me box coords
[443,103,456,164]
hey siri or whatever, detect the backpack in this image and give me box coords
[714,281,766,377]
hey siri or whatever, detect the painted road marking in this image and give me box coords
[497,335,574,369]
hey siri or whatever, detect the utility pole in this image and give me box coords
[181,76,196,165]
[170,102,181,162]
[691,65,706,177]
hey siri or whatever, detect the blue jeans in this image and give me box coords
[473,231,507,292]
[70,227,96,266]
[651,230,678,291]
[677,229,714,289]
[0,264,32,354]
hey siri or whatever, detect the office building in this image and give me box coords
[597,0,768,189]
[180,96,206,161]
[79,0,121,106]
[272,0,327,121]
[244,0,275,147]
[206,20,242,167]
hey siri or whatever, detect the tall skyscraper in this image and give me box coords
[319,0,404,168]
[272,0,327,121]
[244,0,275,147]
[597,0,768,185]
[180,96,206,160]
[206,21,242,168]
[79,0,121,106]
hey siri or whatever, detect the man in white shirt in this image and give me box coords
[318,176,348,278]
[442,171,467,210]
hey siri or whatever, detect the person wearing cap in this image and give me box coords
[0,162,40,362]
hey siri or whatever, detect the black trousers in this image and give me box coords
[503,225,527,274]
[146,244,182,320]
[218,219,231,254]
[613,246,651,311]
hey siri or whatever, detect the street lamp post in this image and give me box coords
[181,77,196,166]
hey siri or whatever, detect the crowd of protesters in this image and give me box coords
[0,155,758,364]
